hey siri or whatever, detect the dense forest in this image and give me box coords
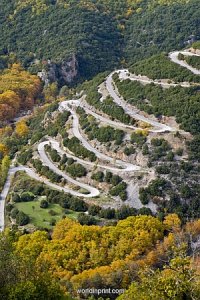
[0,0,199,83]
[0,1,122,82]
[1,215,200,299]
[124,0,200,64]
[130,53,200,82]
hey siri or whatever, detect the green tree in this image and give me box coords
[40,200,49,209]
[16,211,30,226]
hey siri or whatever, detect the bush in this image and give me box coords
[138,207,152,216]
[110,182,127,201]
[32,184,45,195]
[99,208,115,219]
[88,205,101,216]
[156,165,170,174]
[119,191,128,201]
[67,158,75,165]
[105,171,113,183]
[131,132,146,146]
[20,192,35,202]
[6,203,14,212]
[111,175,122,186]
[69,198,88,212]
[66,163,87,178]
[91,172,104,182]
[16,211,30,226]
[139,188,149,205]
[11,208,19,219]
[147,178,168,197]
[49,149,60,162]
[40,200,49,209]
[115,206,137,220]
[12,194,21,203]
[124,146,135,156]
[78,213,97,225]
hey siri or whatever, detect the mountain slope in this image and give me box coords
[0,0,199,84]
[125,0,200,64]
[0,2,121,83]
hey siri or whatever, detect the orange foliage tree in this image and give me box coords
[0,64,41,124]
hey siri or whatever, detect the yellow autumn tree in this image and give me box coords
[12,215,200,298]
[14,215,164,290]
[0,143,8,157]
[15,120,29,137]
[163,213,181,232]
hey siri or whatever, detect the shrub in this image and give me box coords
[66,163,87,178]
[16,211,30,226]
[91,171,104,182]
[139,188,149,205]
[99,208,115,219]
[88,205,101,216]
[40,200,49,209]
[11,208,19,219]
[20,192,35,202]
[12,194,21,203]
[78,213,97,225]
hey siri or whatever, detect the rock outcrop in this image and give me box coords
[38,54,78,85]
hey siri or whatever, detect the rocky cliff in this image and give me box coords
[38,54,78,85]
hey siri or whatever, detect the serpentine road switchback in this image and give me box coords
[0,49,199,231]
[169,50,200,75]
[58,100,140,172]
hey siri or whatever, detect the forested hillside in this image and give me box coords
[0,64,41,125]
[1,215,200,299]
[0,1,122,82]
[0,0,199,83]
[125,0,200,63]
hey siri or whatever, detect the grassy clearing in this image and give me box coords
[15,198,79,228]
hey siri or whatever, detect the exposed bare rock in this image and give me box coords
[190,47,200,55]
[38,54,78,85]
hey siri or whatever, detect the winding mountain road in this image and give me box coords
[38,141,100,197]
[1,49,199,231]
[49,138,139,173]
[80,100,139,131]
[169,50,200,75]
[0,160,100,231]
[0,165,98,231]
[106,72,174,133]
[117,69,191,88]
[59,100,140,172]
